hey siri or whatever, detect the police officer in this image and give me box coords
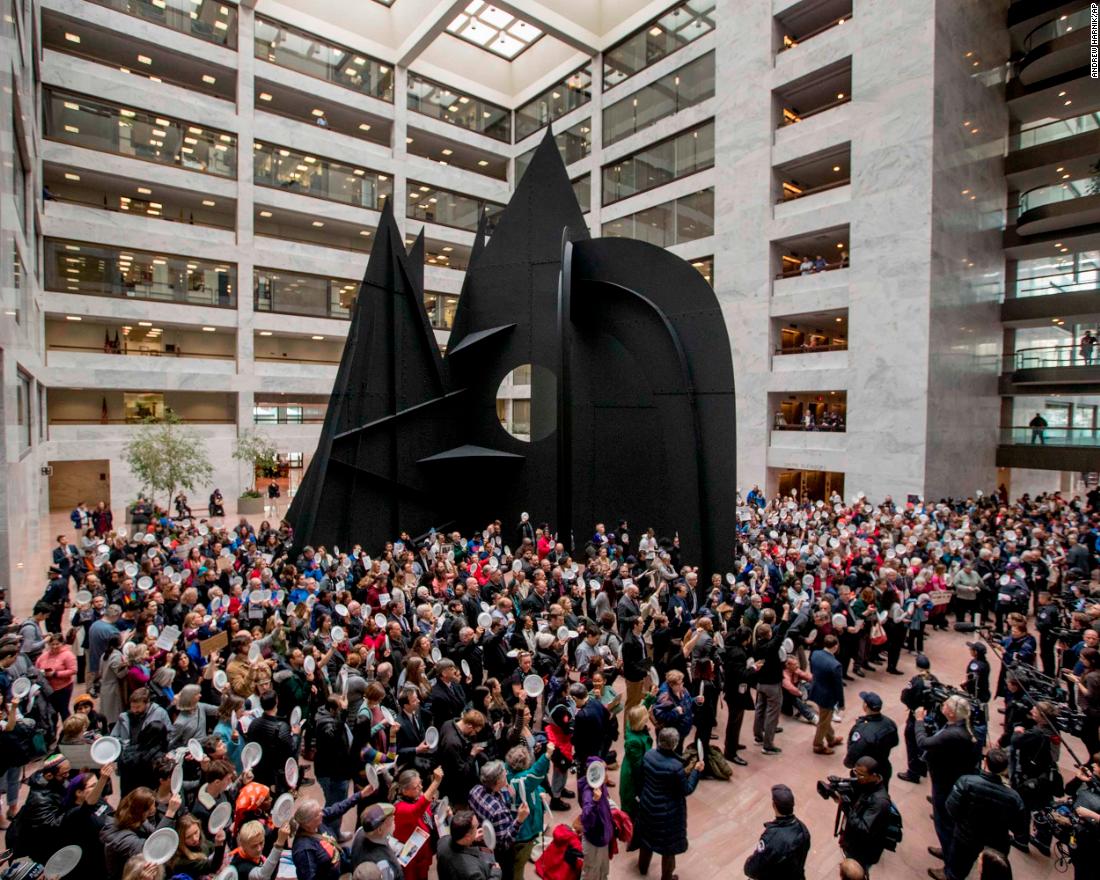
[836,757,895,876]
[897,655,938,783]
[1034,592,1060,676]
[844,692,900,788]
[961,641,990,712]
[913,695,980,862]
[743,783,811,879]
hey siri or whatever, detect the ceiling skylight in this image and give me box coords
[446,1,543,60]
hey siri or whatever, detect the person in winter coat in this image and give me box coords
[439,710,488,806]
[721,626,755,765]
[651,671,694,745]
[506,743,554,879]
[393,766,445,880]
[291,787,373,880]
[169,813,227,880]
[100,635,130,724]
[620,704,653,824]
[437,810,502,880]
[9,755,72,863]
[58,764,116,877]
[633,727,703,880]
[743,784,811,880]
[535,823,584,880]
[101,786,182,880]
[229,819,290,880]
[314,694,356,833]
[577,757,614,880]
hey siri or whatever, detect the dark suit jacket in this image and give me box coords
[622,630,650,682]
[395,707,433,768]
[429,680,467,730]
[52,545,81,574]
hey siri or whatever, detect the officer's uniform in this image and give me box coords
[898,672,937,780]
[742,814,811,880]
[963,656,991,707]
[844,713,900,786]
[1035,603,1060,676]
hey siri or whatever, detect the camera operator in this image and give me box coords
[1054,750,1100,880]
[897,655,937,784]
[995,614,1036,698]
[1035,592,1061,676]
[927,748,1025,880]
[844,692,899,788]
[742,784,811,880]
[913,695,980,861]
[1009,699,1063,855]
[1063,646,1100,757]
[834,757,896,876]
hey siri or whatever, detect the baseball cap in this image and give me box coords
[966,641,987,655]
[915,654,931,670]
[360,802,394,831]
[859,691,883,711]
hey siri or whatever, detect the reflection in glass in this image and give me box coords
[516,119,592,180]
[603,52,714,146]
[602,121,714,205]
[515,66,592,141]
[601,189,714,247]
[603,0,715,88]
[253,143,391,209]
[407,182,505,232]
[87,0,238,48]
[407,73,510,141]
[254,268,357,319]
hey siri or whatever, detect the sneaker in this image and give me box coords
[834,712,844,723]
[762,745,782,755]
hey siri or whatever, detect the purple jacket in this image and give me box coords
[578,757,614,847]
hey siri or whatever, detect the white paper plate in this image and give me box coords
[648,667,660,687]
[90,735,121,765]
[143,827,179,865]
[431,646,442,663]
[506,649,519,658]
[461,659,472,678]
[248,642,262,663]
[147,624,159,640]
[208,801,232,834]
[271,792,295,826]
[332,626,346,643]
[556,626,571,641]
[335,603,348,618]
[512,560,523,573]
[481,819,496,850]
[75,590,93,605]
[697,740,706,763]
[143,533,156,545]
[11,677,30,700]
[586,761,606,788]
[188,738,204,761]
[44,844,82,878]
[523,674,544,698]
[170,763,184,794]
[365,763,379,789]
[374,613,387,628]
[303,656,316,675]
[213,670,228,692]
[290,706,302,728]
[241,741,262,771]
[285,757,299,788]
[477,612,492,629]
[125,562,139,578]
[424,726,439,749]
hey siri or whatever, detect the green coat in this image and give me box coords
[620,724,653,818]
[508,753,550,843]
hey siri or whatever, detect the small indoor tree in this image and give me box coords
[123,413,215,510]
[233,428,279,498]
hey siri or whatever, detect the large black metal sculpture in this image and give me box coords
[287,129,737,574]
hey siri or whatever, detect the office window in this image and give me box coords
[407,73,510,141]
[602,120,714,205]
[17,371,32,451]
[12,103,27,237]
[515,65,592,141]
[573,175,591,213]
[603,52,714,146]
[516,118,592,180]
[406,182,505,233]
[603,0,715,88]
[253,143,391,209]
[601,188,714,247]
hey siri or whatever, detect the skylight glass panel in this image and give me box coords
[447,2,544,59]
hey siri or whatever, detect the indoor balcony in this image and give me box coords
[996,424,1100,470]
[774,0,852,84]
[1013,178,1100,235]
[1008,1,1086,37]
[773,56,851,154]
[1007,111,1100,181]
[1016,6,1093,87]
[253,330,342,390]
[1000,343,1100,392]
[69,0,240,49]
[1001,263,1100,324]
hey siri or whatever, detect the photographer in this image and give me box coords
[913,695,980,861]
[833,757,895,876]
[1055,750,1100,880]
[897,655,937,784]
[743,784,810,880]
[1009,700,1063,855]
[1064,646,1100,757]
[929,748,1025,880]
[844,692,899,787]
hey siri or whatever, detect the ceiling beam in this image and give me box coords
[490,0,599,54]
[397,0,469,67]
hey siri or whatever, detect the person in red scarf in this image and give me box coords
[393,766,445,880]
[233,782,274,838]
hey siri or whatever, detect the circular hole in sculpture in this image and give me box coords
[495,364,556,442]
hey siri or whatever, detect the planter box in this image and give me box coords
[237,495,266,515]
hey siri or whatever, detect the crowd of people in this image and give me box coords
[0,486,1099,880]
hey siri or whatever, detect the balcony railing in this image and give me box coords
[1011,111,1100,151]
[1000,425,1100,446]
[45,192,235,230]
[407,73,510,142]
[253,408,327,425]
[47,344,235,360]
[253,143,391,209]
[775,343,848,355]
[1014,266,1100,298]
[779,13,852,52]
[779,96,851,128]
[776,257,849,279]
[778,178,850,203]
[87,0,238,48]
[1008,344,1100,370]
[1014,178,1095,220]
[1023,7,1091,53]
[50,417,235,425]
[773,422,846,432]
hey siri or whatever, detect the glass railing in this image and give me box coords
[603,0,715,88]
[87,0,238,48]
[254,268,356,319]
[45,238,237,307]
[775,342,848,355]
[406,182,505,233]
[1011,111,1100,151]
[778,95,852,128]
[44,89,237,177]
[254,15,393,101]
[1000,425,1100,446]
[778,12,852,52]
[253,143,390,209]
[1010,344,1100,370]
[1015,178,1095,219]
[603,51,714,147]
[423,292,458,330]
[1014,266,1100,298]
[602,120,714,206]
[515,65,592,142]
[601,188,713,247]
[1024,7,1091,53]
[516,118,591,180]
[776,257,849,279]
[253,405,328,424]
[407,73,510,142]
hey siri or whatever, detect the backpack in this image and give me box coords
[882,800,903,851]
[705,745,733,781]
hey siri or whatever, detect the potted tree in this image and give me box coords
[123,414,214,519]
[233,429,279,516]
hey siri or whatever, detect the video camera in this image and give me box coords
[922,681,987,727]
[817,775,857,804]
[1032,804,1080,848]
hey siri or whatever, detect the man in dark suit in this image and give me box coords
[395,686,435,779]
[622,615,651,712]
[429,659,468,730]
[808,634,845,755]
[52,534,82,588]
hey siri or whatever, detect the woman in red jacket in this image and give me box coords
[393,766,444,880]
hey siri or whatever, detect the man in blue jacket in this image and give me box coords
[808,634,845,755]
[634,727,703,880]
